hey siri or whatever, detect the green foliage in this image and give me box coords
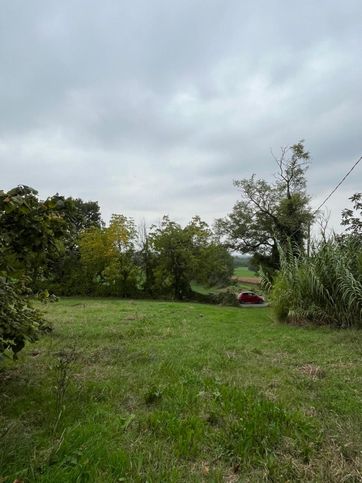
[46,196,103,294]
[217,141,314,272]
[63,197,103,234]
[0,186,67,286]
[150,216,233,299]
[212,288,240,306]
[198,243,234,287]
[268,238,362,327]
[191,288,239,306]
[0,276,47,357]
[0,186,67,356]
[79,214,141,296]
[149,216,197,299]
[341,192,362,239]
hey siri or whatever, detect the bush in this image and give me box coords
[267,239,362,327]
[191,288,239,306]
[0,276,49,358]
[213,288,240,306]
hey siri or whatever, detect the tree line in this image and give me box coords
[0,188,233,300]
[1,141,361,357]
[0,186,233,356]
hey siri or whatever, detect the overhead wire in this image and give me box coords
[287,154,361,252]
[313,155,361,215]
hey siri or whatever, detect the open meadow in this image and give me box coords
[1,298,362,482]
[233,267,257,279]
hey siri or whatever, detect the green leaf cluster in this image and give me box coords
[149,216,233,299]
[0,186,69,356]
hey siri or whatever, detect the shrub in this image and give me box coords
[191,288,239,306]
[267,238,362,327]
[0,276,49,358]
[213,288,240,306]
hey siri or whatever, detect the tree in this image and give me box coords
[45,196,103,294]
[0,186,65,357]
[149,216,233,299]
[216,141,314,273]
[0,186,67,285]
[65,197,103,234]
[149,217,195,299]
[79,214,140,296]
[0,276,47,358]
[137,220,158,296]
[197,242,234,287]
[341,192,362,239]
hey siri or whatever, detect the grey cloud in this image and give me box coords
[1,0,361,231]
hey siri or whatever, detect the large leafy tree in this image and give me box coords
[150,216,233,299]
[0,186,67,282]
[45,196,103,294]
[216,141,314,272]
[149,217,196,300]
[79,214,140,296]
[0,186,67,356]
[66,198,103,234]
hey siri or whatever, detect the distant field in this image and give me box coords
[233,266,257,278]
[190,267,259,295]
[1,298,361,481]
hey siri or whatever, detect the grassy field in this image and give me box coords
[233,267,257,278]
[1,298,362,482]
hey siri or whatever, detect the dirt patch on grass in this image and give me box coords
[299,364,326,380]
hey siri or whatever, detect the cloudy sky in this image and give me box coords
[1,0,361,233]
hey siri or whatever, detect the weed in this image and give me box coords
[144,386,163,405]
[52,348,77,433]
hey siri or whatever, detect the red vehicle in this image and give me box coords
[238,291,264,304]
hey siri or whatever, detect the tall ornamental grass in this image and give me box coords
[264,238,362,328]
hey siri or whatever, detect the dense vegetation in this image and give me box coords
[216,141,314,274]
[0,186,233,357]
[264,238,362,327]
[260,193,362,327]
[1,298,361,482]
[0,186,67,357]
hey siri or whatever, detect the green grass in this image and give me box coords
[190,281,220,294]
[233,266,257,278]
[1,298,362,482]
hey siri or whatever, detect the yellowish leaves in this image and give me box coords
[79,214,136,275]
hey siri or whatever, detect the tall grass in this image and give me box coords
[264,238,362,327]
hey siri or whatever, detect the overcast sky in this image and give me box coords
[1,0,361,234]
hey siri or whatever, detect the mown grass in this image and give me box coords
[1,298,362,482]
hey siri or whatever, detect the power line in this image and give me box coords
[313,155,362,215]
[287,154,361,252]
